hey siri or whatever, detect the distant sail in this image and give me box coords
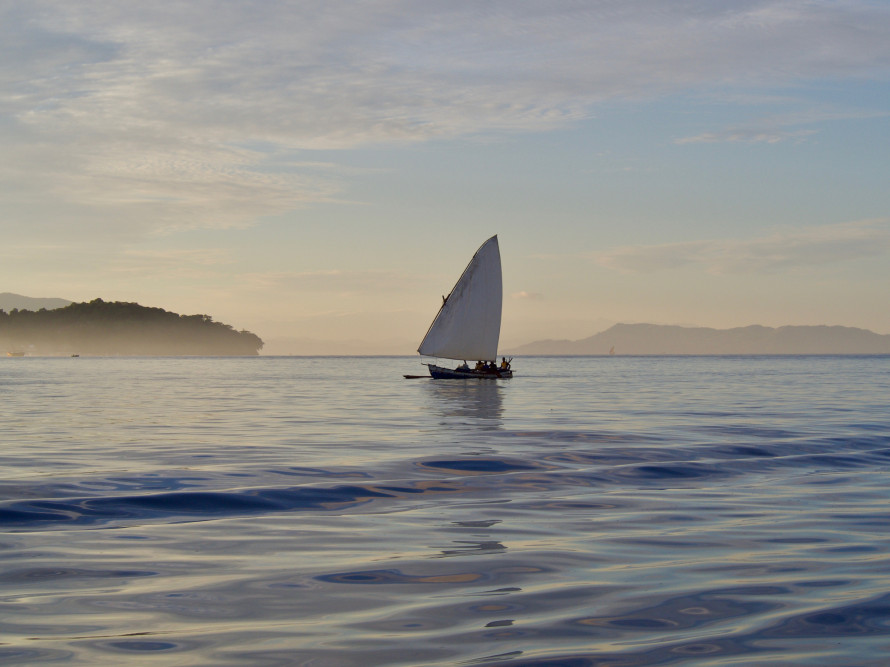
[418,236,502,361]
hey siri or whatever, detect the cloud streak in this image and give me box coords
[675,128,818,145]
[595,220,890,275]
[512,291,544,300]
[675,108,889,144]
[241,269,423,294]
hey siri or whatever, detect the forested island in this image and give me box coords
[1,299,263,356]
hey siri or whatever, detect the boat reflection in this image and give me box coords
[422,379,504,427]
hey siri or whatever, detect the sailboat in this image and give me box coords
[411,235,512,379]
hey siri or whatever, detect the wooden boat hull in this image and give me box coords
[426,363,512,380]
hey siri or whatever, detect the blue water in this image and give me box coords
[2,355,889,665]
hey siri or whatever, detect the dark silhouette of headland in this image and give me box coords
[509,323,890,355]
[1,298,263,356]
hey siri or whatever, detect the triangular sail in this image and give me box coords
[418,235,502,361]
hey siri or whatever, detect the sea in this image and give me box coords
[2,355,889,666]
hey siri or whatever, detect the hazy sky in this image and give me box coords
[3,1,889,353]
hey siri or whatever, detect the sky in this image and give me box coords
[2,1,889,354]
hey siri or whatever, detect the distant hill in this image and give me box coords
[508,323,890,355]
[0,292,71,311]
[1,298,263,356]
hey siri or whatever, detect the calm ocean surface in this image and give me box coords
[2,355,889,666]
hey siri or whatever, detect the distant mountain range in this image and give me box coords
[507,323,890,355]
[0,292,72,311]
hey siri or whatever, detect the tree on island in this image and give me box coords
[0,298,264,356]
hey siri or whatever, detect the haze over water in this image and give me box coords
[2,355,890,665]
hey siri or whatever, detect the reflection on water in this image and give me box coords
[422,378,504,426]
[1,356,890,665]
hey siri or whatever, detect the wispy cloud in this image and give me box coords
[119,248,234,267]
[3,1,890,233]
[241,269,420,293]
[675,128,818,145]
[675,108,889,144]
[595,220,890,275]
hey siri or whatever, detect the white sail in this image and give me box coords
[418,235,502,361]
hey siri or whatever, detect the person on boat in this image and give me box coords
[475,360,484,372]
[458,361,469,371]
[500,357,510,370]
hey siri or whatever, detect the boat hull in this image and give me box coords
[426,363,512,380]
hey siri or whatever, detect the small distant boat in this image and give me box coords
[6,351,25,357]
[411,235,513,380]
[609,346,615,356]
